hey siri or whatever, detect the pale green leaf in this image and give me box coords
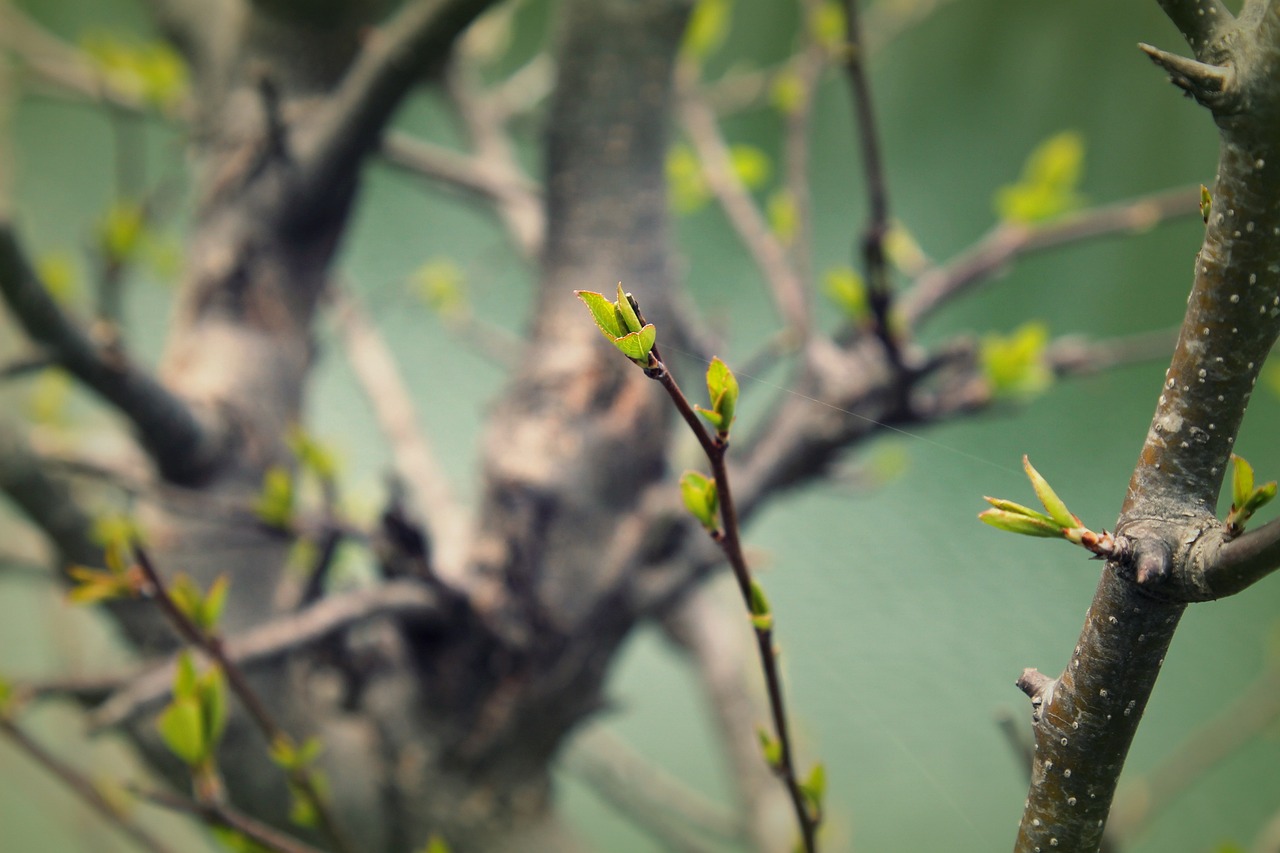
[157,695,206,766]
[1023,456,1076,529]
[575,290,626,339]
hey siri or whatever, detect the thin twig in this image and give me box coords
[0,717,176,853]
[563,726,740,853]
[841,0,901,369]
[900,185,1201,327]
[329,287,471,581]
[130,543,358,853]
[128,783,325,853]
[0,225,222,483]
[89,578,440,730]
[677,89,810,340]
[648,344,819,852]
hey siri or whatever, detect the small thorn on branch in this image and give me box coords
[1138,43,1233,110]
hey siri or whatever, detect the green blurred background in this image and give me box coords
[3,0,1280,851]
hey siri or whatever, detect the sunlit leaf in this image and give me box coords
[823,266,867,322]
[680,470,719,531]
[681,0,732,61]
[1232,453,1255,511]
[1023,456,1076,529]
[994,131,1086,224]
[36,252,81,307]
[611,324,656,363]
[576,290,626,339]
[157,695,206,766]
[255,466,295,528]
[980,322,1052,398]
[978,508,1063,538]
[729,144,770,190]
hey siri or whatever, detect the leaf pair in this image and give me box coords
[168,574,229,635]
[575,284,657,366]
[68,518,146,605]
[695,357,739,438]
[1227,454,1277,537]
[979,456,1102,549]
[157,652,227,771]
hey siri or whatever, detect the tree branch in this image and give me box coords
[128,784,325,853]
[300,0,497,203]
[1201,515,1280,596]
[328,287,471,581]
[0,225,225,483]
[90,578,441,731]
[0,718,177,853]
[563,726,739,853]
[901,186,1201,327]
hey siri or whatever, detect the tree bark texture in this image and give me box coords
[1015,4,1280,851]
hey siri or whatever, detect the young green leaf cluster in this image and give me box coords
[1226,454,1277,539]
[575,284,658,366]
[157,652,228,789]
[979,456,1117,556]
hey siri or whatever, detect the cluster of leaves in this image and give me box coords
[979,321,1052,399]
[81,32,189,111]
[269,735,330,829]
[994,131,1086,225]
[575,284,658,366]
[1226,454,1277,538]
[66,516,146,605]
[979,455,1108,550]
[156,652,227,785]
[254,427,339,529]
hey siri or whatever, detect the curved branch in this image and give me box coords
[300,0,496,200]
[0,226,225,483]
[89,579,441,731]
[1201,515,1280,596]
[901,186,1201,328]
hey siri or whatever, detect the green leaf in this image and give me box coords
[97,199,147,264]
[768,190,798,245]
[203,574,230,632]
[757,727,782,769]
[770,67,806,115]
[981,496,1055,524]
[158,695,206,766]
[681,0,732,61]
[980,322,1052,398]
[823,267,867,322]
[1022,456,1076,529]
[168,574,204,629]
[409,259,468,320]
[255,466,295,528]
[1232,453,1255,511]
[611,324,657,363]
[680,471,719,531]
[729,145,771,190]
[666,143,709,213]
[978,508,1063,538]
[705,357,739,434]
[808,1,846,53]
[174,651,198,699]
[575,290,626,339]
[748,580,772,631]
[200,666,228,752]
[1243,480,1277,515]
[1200,184,1212,224]
[288,427,338,482]
[36,252,82,307]
[615,283,643,334]
[800,762,826,819]
[419,836,452,853]
[995,131,1086,224]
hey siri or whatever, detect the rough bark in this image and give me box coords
[1015,4,1280,851]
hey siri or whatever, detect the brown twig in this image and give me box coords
[677,89,810,340]
[841,0,901,369]
[900,186,1201,327]
[128,783,325,853]
[0,717,176,853]
[130,543,357,853]
[648,347,819,852]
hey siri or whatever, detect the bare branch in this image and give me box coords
[678,92,809,338]
[1201,516,1280,597]
[128,784,325,853]
[900,186,1201,328]
[381,131,544,260]
[662,586,791,852]
[0,718,177,853]
[841,0,899,366]
[328,288,471,580]
[563,726,738,853]
[300,0,497,201]
[0,226,225,483]
[90,578,441,731]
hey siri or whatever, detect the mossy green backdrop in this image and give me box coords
[3,1,1279,851]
